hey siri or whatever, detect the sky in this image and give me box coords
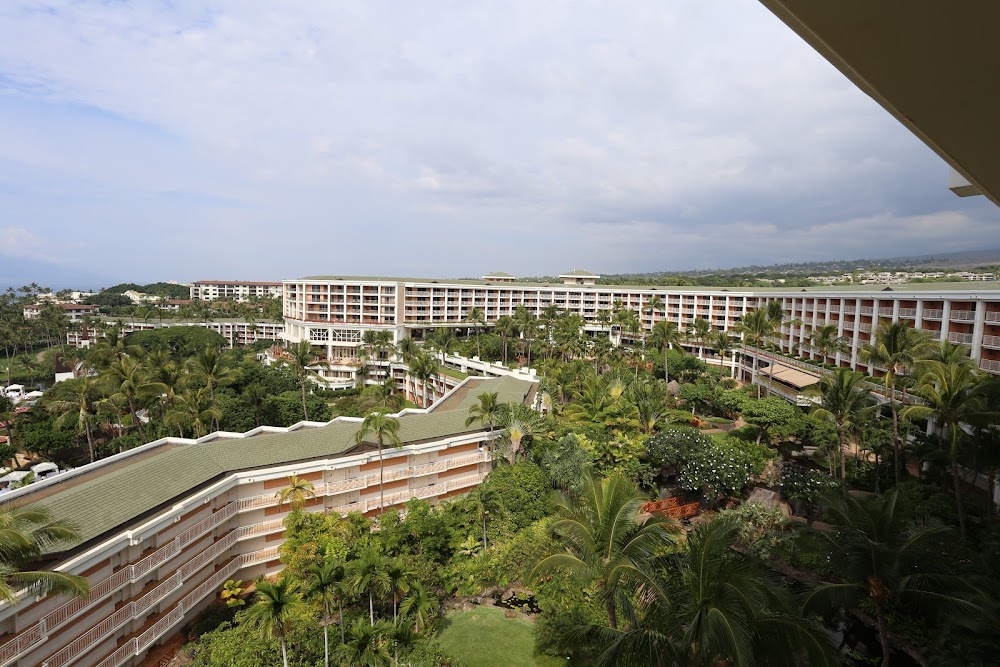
[1,1,998,288]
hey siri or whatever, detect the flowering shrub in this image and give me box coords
[645,427,773,498]
[780,465,837,503]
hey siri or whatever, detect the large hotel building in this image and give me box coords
[280,271,1000,384]
[0,376,530,667]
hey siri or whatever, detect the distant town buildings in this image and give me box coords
[189,280,282,302]
[806,270,996,285]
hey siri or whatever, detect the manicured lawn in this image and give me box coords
[433,606,571,667]
[438,366,470,380]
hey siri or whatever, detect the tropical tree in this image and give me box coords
[496,402,541,463]
[736,309,778,398]
[860,321,933,482]
[808,324,849,361]
[0,506,90,604]
[645,294,664,325]
[103,355,160,439]
[494,315,516,365]
[187,346,237,405]
[688,316,712,359]
[306,559,348,666]
[384,557,413,623]
[709,330,735,376]
[532,473,676,630]
[400,582,438,633]
[336,619,392,667]
[275,474,316,511]
[409,352,437,408]
[427,327,457,366]
[805,490,978,667]
[812,368,876,484]
[349,546,391,624]
[465,306,486,359]
[354,412,402,513]
[649,320,683,392]
[903,361,987,539]
[47,376,101,462]
[464,390,500,449]
[245,575,308,667]
[287,340,323,421]
[243,383,268,427]
[598,517,835,667]
[513,306,539,365]
[165,387,221,439]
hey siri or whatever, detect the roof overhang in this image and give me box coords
[759,363,821,389]
[758,0,1000,207]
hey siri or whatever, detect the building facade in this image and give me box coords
[189,281,282,302]
[281,273,1000,380]
[0,376,531,667]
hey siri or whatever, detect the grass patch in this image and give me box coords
[433,606,568,667]
[438,366,469,380]
[706,416,733,425]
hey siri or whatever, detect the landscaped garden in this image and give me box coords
[434,607,569,667]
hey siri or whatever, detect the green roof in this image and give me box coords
[559,269,599,277]
[482,272,514,278]
[12,377,534,554]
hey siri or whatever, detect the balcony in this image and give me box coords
[877,307,894,317]
[980,358,1000,374]
[923,309,943,319]
[948,331,974,344]
[982,334,1000,349]
[859,306,874,315]
[986,312,1000,323]
[898,308,917,318]
[950,310,976,322]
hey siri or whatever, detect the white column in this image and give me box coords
[972,300,986,361]
[940,300,952,342]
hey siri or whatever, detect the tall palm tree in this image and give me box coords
[102,355,159,439]
[599,517,835,667]
[306,559,348,666]
[812,368,877,484]
[496,403,541,463]
[0,506,90,604]
[287,340,323,421]
[709,329,735,376]
[645,294,664,326]
[409,352,437,408]
[649,320,682,390]
[804,490,975,667]
[354,412,402,513]
[809,324,849,362]
[464,390,500,450]
[860,321,933,482]
[246,575,308,667]
[465,306,486,359]
[186,346,237,404]
[533,473,675,630]
[243,383,267,427]
[688,316,711,359]
[513,306,538,365]
[275,475,316,511]
[903,360,986,539]
[494,315,515,365]
[384,557,413,623]
[736,309,777,398]
[427,327,456,366]
[348,546,391,624]
[46,376,101,462]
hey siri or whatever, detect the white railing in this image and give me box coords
[986,312,1000,323]
[923,309,944,319]
[951,310,976,321]
[859,306,874,315]
[980,359,1000,373]
[859,323,872,333]
[982,335,1000,349]
[948,332,974,344]
[899,308,917,318]
[877,307,894,316]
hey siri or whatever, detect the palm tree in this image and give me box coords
[599,517,835,667]
[709,330,735,376]
[809,324,849,362]
[649,320,682,390]
[400,582,438,633]
[532,473,676,630]
[496,403,541,463]
[306,559,348,666]
[336,619,392,667]
[384,557,413,623]
[812,368,877,484]
[903,360,986,539]
[736,309,777,398]
[860,321,933,482]
[494,315,515,365]
[243,383,267,427]
[103,355,159,439]
[513,306,538,365]
[287,340,322,421]
[354,412,402,513]
[427,327,456,366]
[46,376,100,462]
[645,294,664,326]
[275,474,316,510]
[804,490,975,667]
[165,387,221,438]
[688,316,711,359]
[465,306,486,359]
[464,390,500,450]
[0,506,90,604]
[349,546,391,624]
[409,352,437,408]
[187,346,237,404]
[246,575,308,667]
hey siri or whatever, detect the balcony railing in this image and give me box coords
[898,308,917,318]
[877,307,894,317]
[981,359,1000,373]
[982,334,1000,349]
[951,310,976,322]
[948,332,974,344]
[986,312,1000,323]
[923,309,943,319]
